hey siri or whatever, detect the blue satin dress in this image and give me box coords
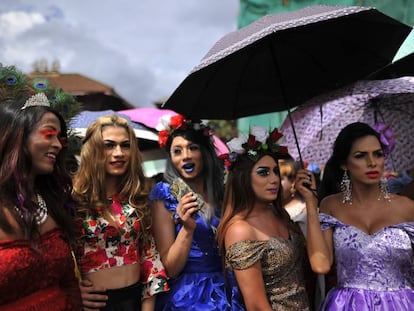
[319,213,414,310]
[150,182,245,311]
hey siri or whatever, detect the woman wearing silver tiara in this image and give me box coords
[217,126,313,311]
[296,122,414,310]
[0,91,82,309]
[149,114,244,310]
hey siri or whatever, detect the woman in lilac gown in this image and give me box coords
[296,122,414,310]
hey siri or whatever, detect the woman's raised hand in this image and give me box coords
[176,192,200,230]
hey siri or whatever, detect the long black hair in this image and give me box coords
[318,122,383,201]
[0,94,75,243]
[163,126,224,222]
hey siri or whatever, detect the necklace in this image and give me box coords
[14,193,48,226]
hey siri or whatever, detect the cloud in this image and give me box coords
[0,0,239,107]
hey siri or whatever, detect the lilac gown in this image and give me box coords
[319,213,414,310]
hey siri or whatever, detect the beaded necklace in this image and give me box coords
[14,193,48,226]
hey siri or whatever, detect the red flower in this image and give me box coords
[158,130,169,147]
[111,202,122,215]
[105,226,119,238]
[111,194,125,203]
[269,128,283,142]
[81,249,107,273]
[133,220,140,232]
[279,146,289,155]
[108,257,117,267]
[126,245,138,263]
[219,153,229,160]
[170,115,185,128]
[141,260,154,279]
[247,134,256,148]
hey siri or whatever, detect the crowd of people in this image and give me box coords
[1,66,414,311]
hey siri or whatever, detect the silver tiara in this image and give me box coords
[21,93,50,110]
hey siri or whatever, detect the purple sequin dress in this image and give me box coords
[319,213,414,311]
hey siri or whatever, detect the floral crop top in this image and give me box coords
[77,195,169,297]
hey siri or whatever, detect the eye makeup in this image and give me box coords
[39,129,58,138]
[171,144,200,156]
[255,166,280,176]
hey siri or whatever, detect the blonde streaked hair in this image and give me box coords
[278,159,297,179]
[72,115,152,234]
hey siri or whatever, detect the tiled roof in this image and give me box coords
[27,71,134,110]
[28,72,117,96]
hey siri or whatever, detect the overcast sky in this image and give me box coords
[0,1,240,107]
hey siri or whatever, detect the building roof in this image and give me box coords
[27,67,134,110]
[28,72,118,96]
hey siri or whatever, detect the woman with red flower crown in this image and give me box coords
[72,115,168,311]
[150,114,245,310]
[217,126,314,311]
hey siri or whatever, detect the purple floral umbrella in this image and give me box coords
[280,76,414,173]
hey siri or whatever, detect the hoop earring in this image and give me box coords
[379,177,391,202]
[340,170,352,205]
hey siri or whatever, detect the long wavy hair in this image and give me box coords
[217,152,303,255]
[318,122,383,202]
[163,127,224,222]
[0,93,75,244]
[72,115,152,240]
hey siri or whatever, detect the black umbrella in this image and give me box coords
[163,5,411,120]
[368,51,414,80]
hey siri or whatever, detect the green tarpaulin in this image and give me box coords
[238,0,414,28]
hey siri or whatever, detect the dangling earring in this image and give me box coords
[379,177,391,202]
[340,170,352,205]
[290,182,296,198]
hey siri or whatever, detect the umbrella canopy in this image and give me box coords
[119,107,229,156]
[69,110,158,141]
[280,76,414,173]
[368,51,414,80]
[162,5,411,120]
[119,107,179,130]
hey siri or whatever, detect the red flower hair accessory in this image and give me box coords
[156,114,211,147]
[226,126,289,162]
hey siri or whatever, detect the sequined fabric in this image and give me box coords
[0,228,82,310]
[319,213,414,310]
[226,231,309,310]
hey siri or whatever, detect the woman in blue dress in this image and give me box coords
[296,122,414,310]
[150,115,244,310]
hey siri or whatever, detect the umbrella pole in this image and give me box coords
[267,40,304,168]
[285,108,305,168]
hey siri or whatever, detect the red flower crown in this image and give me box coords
[223,126,289,167]
[156,114,211,147]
